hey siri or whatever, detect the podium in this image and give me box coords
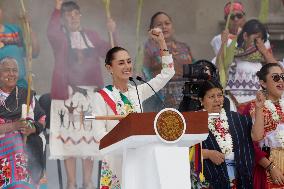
[99,111,208,189]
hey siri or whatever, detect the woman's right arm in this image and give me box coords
[203,149,225,165]
[139,28,175,101]
[92,93,108,141]
[47,0,65,49]
[255,38,278,64]
[215,29,229,70]
[258,157,284,185]
[251,92,265,141]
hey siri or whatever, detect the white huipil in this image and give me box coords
[91,55,175,185]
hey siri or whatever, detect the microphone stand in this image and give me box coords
[136,76,166,109]
[129,77,143,113]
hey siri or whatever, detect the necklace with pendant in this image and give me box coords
[1,86,19,112]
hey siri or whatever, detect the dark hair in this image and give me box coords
[105,46,128,65]
[237,19,267,48]
[61,1,80,16]
[149,11,172,29]
[256,63,282,82]
[198,80,223,99]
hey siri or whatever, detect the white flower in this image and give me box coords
[208,108,233,156]
[264,99,284,146]
[264,100,282,122]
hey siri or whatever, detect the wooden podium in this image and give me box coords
[99,111,208,189]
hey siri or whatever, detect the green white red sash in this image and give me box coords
[98,85,134,115]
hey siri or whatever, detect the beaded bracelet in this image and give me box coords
[268,164,276,172]
[160,49,169,52]
[266,162,276,172]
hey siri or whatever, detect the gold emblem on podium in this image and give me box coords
[154,108,186,143]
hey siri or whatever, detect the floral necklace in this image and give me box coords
[264,99,284,147]
[264,99,284,123]
[208,108,233,156]
[111,85,139,115]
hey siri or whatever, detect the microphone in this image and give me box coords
[129,77,143,113]
[136,76,166,109]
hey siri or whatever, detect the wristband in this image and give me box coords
[265,162,273,170]
[160,49,169,52]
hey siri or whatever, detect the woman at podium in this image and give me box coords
[92,28,175,188]
[198,80,264,189]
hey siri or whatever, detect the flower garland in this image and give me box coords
[264,99,284,122]
[264,99,284,147]
[112,86,140,115]
[208,109,233,156]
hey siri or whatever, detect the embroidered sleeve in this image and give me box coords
[161,54,174,69]
[138,54,175,101]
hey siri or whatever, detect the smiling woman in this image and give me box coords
[250,63,284,188]
[47,1,118,188]
[91,27,175,188]
[0,57,46,188]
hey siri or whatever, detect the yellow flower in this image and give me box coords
[101,176,110,186]
[125,104,134,114]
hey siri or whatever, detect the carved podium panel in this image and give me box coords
[99,111,208,189]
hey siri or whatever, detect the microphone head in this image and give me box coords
[136,76,142,81]
[129,77,134,81]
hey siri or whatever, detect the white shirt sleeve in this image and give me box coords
[211,35,222,55]
[138,54,175,101]
[91,92,109,141]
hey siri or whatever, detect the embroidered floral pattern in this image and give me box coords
[112,86,139,115]
[100,160,120,189]
[208,109,233,156]
[0,153,31,188]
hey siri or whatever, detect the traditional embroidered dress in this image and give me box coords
[48,9,112,159]
[251,100,284,189]
[211,34,272,105]
[143,38,193,110]
[202,110,254,189]
[0,87,46,188]
[92,55,175,189]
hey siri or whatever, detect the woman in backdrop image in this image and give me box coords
[216,19,277,113]
[250,63,284,189]
[47,0,117,189]
[0,7,40,88]
[92,27,174,188]
[195,80,264,188]
[0,57,46,188]
[142,11,194,111]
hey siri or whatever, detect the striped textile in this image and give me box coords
[202,111,254,189]
[0,132,34,189]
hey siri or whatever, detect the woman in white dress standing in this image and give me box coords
[92,28,175,188]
